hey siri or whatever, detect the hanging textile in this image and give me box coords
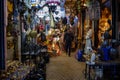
[50,12,55,28]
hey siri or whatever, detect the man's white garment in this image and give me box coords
[85,29,92,54]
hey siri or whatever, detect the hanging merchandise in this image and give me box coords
[60,7,65,18]
[53,6,61,22]
[60,0,65,8]
[30,10,39,29]
[32,12,40,26]
[60,0,65,18]
[45,23,50,35]
[23,10,31,24]
[43,6,49,13]
[7,0,13,13]
[39,0,46,7]
[73,15,78,27]
[24,0,32,9]
[46,0,60,5]
[89,0,100,20]
[37,22,44,32]
[50,12,55,28]
[43,6,50,19]
[36,9,45,18]
[45,15,50,21]
[36,6,49,19]
[30,0,40,7]
[29,30,37,38]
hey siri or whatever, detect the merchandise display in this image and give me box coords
[1,0,120,80]
[1,61,35,79]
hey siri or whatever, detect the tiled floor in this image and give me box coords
[46,51,86,80]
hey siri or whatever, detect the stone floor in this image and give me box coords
[46,51,86,80]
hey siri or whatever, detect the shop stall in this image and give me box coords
[75,0,120,80]
[1,0,67,79]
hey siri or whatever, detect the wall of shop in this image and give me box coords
[0,0,6,70]
[116,0,120,39]
[117,0,120,56]
[0,0,4,70]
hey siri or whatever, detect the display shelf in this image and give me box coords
[1,61,35,80]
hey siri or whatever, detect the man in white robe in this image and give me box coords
[84,27,93,54]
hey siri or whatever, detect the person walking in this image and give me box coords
[64,28,74,56]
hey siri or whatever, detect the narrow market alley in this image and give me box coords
[0,0,120,80]
[46,52,85,80]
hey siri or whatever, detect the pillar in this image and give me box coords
[94,20,99,48]
[0,0,5,70]
[81,8,86,51]
[111,0,116,39]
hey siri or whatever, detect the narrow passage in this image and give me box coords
[46,52,85,80]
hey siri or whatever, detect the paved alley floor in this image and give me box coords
[46,51,86,80]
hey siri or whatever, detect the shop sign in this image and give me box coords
[89,0,100,20]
